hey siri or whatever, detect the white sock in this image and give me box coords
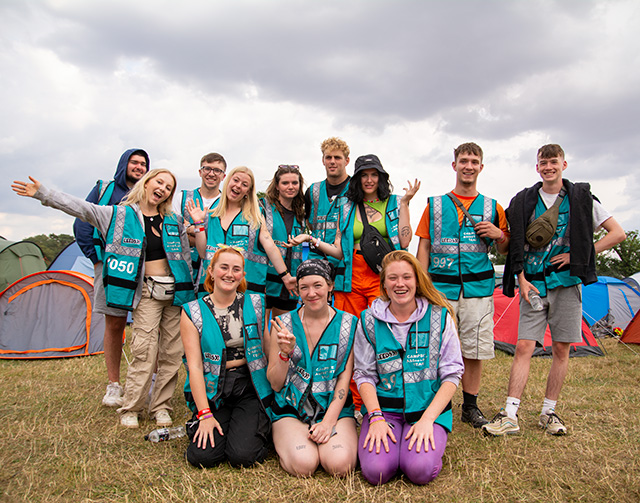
[542,398,557,416]
[505,397,520,419]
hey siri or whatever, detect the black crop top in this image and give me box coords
[144,215,166,261]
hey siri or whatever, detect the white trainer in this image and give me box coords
[102,382,124,407]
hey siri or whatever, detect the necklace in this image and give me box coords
[364,198,380,203]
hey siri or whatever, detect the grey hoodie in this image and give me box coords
[353,297,464,390]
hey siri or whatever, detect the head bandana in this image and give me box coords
[296,259,334,283]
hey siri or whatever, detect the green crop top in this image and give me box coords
[353,199,389,244]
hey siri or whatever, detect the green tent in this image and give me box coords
[0,238,47,292]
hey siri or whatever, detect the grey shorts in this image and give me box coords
[448,295,495,360]
[518,284,583,345]
[93,262,129,318]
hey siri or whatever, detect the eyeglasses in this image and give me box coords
[129,160,147,168]
[278,164,300,171]
[201,166,225,176]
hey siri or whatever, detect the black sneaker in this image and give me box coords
[461,405,489,428]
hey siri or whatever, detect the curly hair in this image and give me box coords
[320,137,350,159]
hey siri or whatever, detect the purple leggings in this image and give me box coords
[358,412,448,485]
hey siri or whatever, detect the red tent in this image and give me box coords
[620,310,640,344]
[493,288,603,357]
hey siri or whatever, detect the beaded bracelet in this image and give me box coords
[197,408,211,419]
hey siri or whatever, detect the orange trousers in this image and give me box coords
[334,252,381,410]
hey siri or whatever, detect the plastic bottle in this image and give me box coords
[528,291,544,311]
[145,426,186,442]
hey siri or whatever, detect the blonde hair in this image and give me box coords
[203,247,247,294]
[210,166,262,230]
[379,250,454,314]
[121,168,177,216]
[320,137,350,159]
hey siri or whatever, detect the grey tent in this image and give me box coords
[0,270,104,359]
[0,237,47,292]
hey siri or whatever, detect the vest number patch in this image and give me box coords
[432,256,455,269]
[108,259,135,275]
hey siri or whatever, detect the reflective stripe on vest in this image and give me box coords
[338,195,402,292]
[361,305,452,430]
[261,200,304,299]
[93,179,116,262]
[197,211,267,296]
[428,194,496,300]
[182,293,272,412]
[523,195,579,296]
[308,181,349,288]
[103,207,194,309]
[271,309,355,422]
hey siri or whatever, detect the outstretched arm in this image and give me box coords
[398,179,420,249]
[12,177,113,235]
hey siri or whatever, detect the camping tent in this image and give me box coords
[0,270,105,359]
[48,240,94,277]
[582,276,640,332]
[0,238,47,292]
[493,288,603,357]
[620,310,640,344]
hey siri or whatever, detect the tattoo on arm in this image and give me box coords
[400,226,411,237]
[338,389,345,400]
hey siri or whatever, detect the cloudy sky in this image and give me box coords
[1,0,639,252]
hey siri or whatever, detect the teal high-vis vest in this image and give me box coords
[92,180,116,262]
[523,194,579,296]
[102,206,195,310]
[271,309,356,423]
[428,194,496,300]
[360,304,453,431]
[339,195,402,292]
[181,188,204,280]
[197,211,267,297]
[308,180,349,290]
[182,293,273,413]
[260,199,304,301]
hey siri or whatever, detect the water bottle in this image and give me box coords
[145,426,186,442]
[528,291,544,311]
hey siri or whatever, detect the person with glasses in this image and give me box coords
[260,165,306,327]
[72,149,149,408]
[174,153,227,281]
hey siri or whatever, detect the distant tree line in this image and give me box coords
[24,233,74,266]
[489,229,640,280]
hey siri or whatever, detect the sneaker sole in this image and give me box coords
[121,421,139,429]
[156,421,173,427]
[482,426,520,437]
[102,397,124,407]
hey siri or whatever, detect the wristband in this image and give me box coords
[369,416,386,425]
[278,351,291,362]
[197,408,211,419]
[278,270,290,279]
[192,220,204,225]
[194,225,205,233]
[198,413,214,421]
[496,230,506,244]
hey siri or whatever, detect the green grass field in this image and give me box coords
[1,336,639,502]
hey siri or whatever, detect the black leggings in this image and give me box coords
[185,370,271,468]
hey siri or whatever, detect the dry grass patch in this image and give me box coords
[1,337,639,502]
